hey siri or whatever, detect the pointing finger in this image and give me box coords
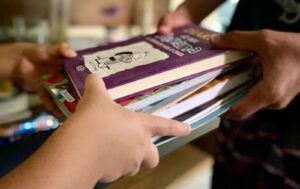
[144,115,191,137]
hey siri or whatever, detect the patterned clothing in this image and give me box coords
[212,0,300,188]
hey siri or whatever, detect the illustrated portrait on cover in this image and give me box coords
[84,41,169,77]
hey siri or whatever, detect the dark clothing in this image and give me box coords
[212,0,300,188]
[229,0,300,32]
[0,131,52,177]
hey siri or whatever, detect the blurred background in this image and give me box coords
[0,0,239,49]
[0,1,239,188]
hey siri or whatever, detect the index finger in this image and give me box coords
[157,25,173,35]
[143,114,191,137]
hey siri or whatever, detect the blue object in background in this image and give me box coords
[0,112,59,143]
[0,112,59,176]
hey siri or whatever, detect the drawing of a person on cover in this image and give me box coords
[84,41,169,77]
[93,51,149,70]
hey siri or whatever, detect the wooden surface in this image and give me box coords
[106,144,213,189]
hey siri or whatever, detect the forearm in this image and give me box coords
[0,111,104,189]
[177,0,225,23]
[0,43,32,79]
[0,73,191,188]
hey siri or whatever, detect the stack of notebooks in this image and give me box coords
[42,24,260,142]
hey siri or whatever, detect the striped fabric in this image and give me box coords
[212,95,300,189]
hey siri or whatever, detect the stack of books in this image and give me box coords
[42,24,259,141]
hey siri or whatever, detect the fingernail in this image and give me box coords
[159,26,171,35]
[67,49,77,57]
[210,34,221,43]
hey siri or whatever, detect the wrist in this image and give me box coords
[175,4,194,23]
[51,112,106,186]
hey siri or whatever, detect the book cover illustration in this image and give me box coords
[84,42,169,78]
[64,24,247,100]
[41,72,78,113]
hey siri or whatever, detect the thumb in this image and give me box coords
[57,43,77,58]
[144,114,191,137]
[24,43,76,65]
[157,25,172,35]
[77,74,112,111]
[83,74,109,98]
[209,30,261,51]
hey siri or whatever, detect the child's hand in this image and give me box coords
[75,74,191,182]
[15,43,77,115]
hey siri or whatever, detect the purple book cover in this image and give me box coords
[63,24,237,99]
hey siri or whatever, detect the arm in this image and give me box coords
[0,74,191,189]
[210,30,300,119]
[158,0,225,34]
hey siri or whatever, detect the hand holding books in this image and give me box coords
[44,24,256,142]
[20,43,77,115]
[158,3,300,120]
[210,30,300,119]
[0,43,191,188]
[0,43,77,115]
[66,74,191,182]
